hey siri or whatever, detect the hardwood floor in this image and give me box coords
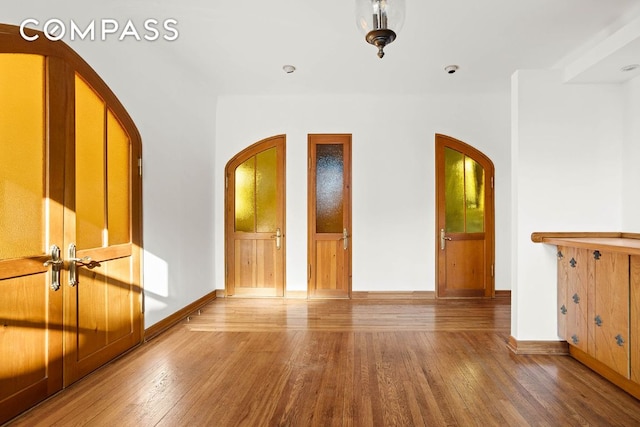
[7,297,640,426]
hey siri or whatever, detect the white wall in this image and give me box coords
[215,93,511,294]
[511,69,624,340]
[623,75,640,231]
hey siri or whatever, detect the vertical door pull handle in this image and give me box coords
[343,228,349,250]
[440,229,452,250]
[43,245,63,291]
[68,243,93,287]
[271,228,282,250]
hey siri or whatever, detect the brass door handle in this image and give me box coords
[68,243,93,287]
[440,229,451,250]
[43,245,63,291]
[271,228,282,250]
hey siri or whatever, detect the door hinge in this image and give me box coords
[225,175,228,189]
[225,263,228,277]
[308,264,312,280]
[138,158,142,177]
[491,176,494,189]
[491,264,494,278]
[308,157,311,170]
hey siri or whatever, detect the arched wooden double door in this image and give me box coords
[0,25,143,423]
[225,135,286,297]
[436,134,494,298]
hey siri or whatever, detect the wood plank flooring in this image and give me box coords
[7,297,640,426]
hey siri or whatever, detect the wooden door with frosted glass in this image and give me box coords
[0,27,142,423]
[308,134,352,299]
[225,135,286,297]
[0,53,65,423]
[64,74,142,385]
[436,134,494,298]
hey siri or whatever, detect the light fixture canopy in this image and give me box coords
[356,0,406,58]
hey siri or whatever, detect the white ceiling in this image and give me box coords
[178,0,640,95]
[5,0,640,96]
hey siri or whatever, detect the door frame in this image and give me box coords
[224,135,286,297]
[435,133,495,298]
[307,134,352,299]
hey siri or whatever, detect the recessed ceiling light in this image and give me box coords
[282,65,296,74]
[444,65,459,74]
[620,64,639,72]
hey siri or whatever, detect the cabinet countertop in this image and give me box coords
[531,232,640,256]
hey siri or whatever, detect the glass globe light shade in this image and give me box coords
[355,0,406,36]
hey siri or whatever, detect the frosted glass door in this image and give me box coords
[308,135,352,299]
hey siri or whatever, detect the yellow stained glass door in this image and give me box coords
[308,134,352,299]
[64,75,142,385]
[0,53,65,423]
[435,134,494,298]
[0,24,143,423]
[225,135,285,297]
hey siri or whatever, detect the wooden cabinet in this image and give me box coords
[557,247,629,377]
[557,246,589,352]
[591,251,629,378]
[534,233,640,399]
[632,256,640,385]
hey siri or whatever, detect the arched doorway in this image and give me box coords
[435,134,495,298]
[0,24,143,423]
[225,135,286,297]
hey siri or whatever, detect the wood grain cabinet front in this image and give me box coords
[557,246,589,354]
[535,233,640,399]
[590,250,629,379]
[632,256,640,385]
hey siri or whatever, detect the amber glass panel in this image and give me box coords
[465,157,485,233]
[444,147,464,233]
[316,144,344,233]
[0,54,45,259]
[256,148,277,233]
[235,157,256,232]
[75,75,106,249]
[107,110,131,245]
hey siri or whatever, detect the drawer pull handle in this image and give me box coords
[572,293,580,304]
[560,305,567,315]
[593,250,601,260]
[594,315,602,327]
[615,334,625,347]
[571,335,579,345]
[570,258,577,268]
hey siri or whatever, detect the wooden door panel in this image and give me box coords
[255,239,277,288]
[226,136,285,297]
[315,240,346,292]
[443,239,484,291]
[0,25,142,423]
[235,240,257,287]
[0,273,63,420]
[64,74,142,386]
[435,134,494,298]
[308,135,352,299]
[0,51,65,423]
[66,250,139,384]
[233,239,277,290]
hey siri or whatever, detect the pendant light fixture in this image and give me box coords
[355,0,406,58]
